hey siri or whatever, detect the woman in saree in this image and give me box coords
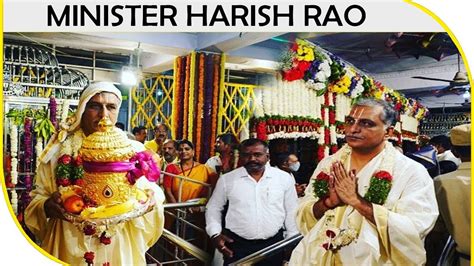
[163,139,215,203]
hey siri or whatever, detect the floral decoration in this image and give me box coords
[313,172,330,199]
[84,251,95,265]
[278,38,429,121]
[363,170,393,205]
[55,154,84,187]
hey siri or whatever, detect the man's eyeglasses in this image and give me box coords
[344,116,377,129]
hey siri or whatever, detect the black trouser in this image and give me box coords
[222,228,284,266]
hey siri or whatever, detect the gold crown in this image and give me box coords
[79,117,135,162]
[79,117,136,207]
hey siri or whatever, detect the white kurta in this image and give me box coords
[25,133,165,265]
[289,142,439,265]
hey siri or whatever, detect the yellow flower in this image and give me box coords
[295,39,315,61]
[373,90,383,99]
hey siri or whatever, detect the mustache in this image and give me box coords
[345,135,363,140]
[244,161,262,167]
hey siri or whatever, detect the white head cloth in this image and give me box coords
[39,81,122,163]
[68,81,122,133]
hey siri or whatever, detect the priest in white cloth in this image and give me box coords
[289,98,438,265]
[25,82,165,265]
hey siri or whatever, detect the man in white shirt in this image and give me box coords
[205,138,298,265]
[205,133,239,175]
[430,135,462,174]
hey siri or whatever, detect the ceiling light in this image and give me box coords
[121,44,142,86]
[121,66,140,86]
[462,90,470,100]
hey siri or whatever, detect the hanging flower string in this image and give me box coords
[9,118,19,213]
[182,55,190,139]
[49,96,58,129]
[195,53,205,161]
[187,52,196,141]
[23,118,33,208]
[202,55,214,160]
[173,57,183,139]
[211,55,221,156]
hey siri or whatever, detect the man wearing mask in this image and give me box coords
[276,153,306,197]
[206,138,298,265]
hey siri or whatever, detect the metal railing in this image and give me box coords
[147,170,213,265]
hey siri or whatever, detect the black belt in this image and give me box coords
[223,228,284,245]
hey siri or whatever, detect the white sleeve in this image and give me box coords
[284,174,299,238]
[205,175,227,237]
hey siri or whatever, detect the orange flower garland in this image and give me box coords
[172,57,181,139]
[210,55,220,156]
[182,55,191,139]
[195,53,205,162]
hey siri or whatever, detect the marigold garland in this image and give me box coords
[182,55,191,139]
[178,59,187,139]
[172,57,181,139]
[195,53,205,161]
[188,52,196,141]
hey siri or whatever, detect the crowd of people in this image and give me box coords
[23,82,469,265]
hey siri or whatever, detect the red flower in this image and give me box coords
[100,234,112,245]
[256,122,267,141]
[74,156,83,166]
[329,110,336,124]
[316,172,330,181]
[322,242,334,251]
[283,69,304,81]
[103,263,110,266]
[291,42,299,52]
[324,129,330,144]
[83,225,96,236]
[374,171,392,181]
[326,229,336,238]
[331,145,338,154]
[74,179,85,187]
[296,60,311,72]
[56,178,71,187]
[83,251,95,264]
[324,92,329,106]
[317,146,325,162]
[58,154,72,165]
